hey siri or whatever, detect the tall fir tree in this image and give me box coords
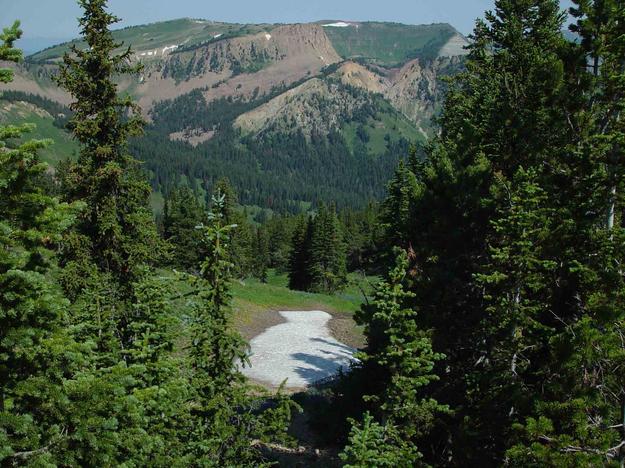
[0,22,82,465]
[308,203,348,294]
[55,0,162,299]
[341,249,447,464]
[163,186,205,271]
[287,215,313,291]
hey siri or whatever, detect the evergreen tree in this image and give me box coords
[252,225,270,282]
[377,0,584,463]
[339,412,420,468]
[211,178,255,278]
[0,22,82,464]
[55,0,162,298]
[288,215,313,291]
[163,186,205,271]
[308,203,348,294]
[343,249,447,462]
[505,2,625,464]
[187,193,295,465]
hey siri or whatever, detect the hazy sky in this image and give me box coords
[1,0,576,40]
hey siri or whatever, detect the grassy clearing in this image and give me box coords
[30,18,272,61]
[160,268,374,346]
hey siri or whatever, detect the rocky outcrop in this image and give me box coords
[234,78,371,137]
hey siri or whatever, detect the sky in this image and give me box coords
[1,0,576,47]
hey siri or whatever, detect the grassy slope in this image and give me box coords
[29,18,271,61]
[0,101,79,166]
[161,268,373,347]
[323,22,457,67]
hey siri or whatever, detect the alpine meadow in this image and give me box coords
[1,0,625,466]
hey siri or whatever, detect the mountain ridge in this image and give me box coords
[2,17,469,210]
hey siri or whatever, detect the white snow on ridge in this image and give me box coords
[323,21,352,28]
[265,33,272,40]
[161,45,178,55]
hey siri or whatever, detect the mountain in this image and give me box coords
[3,17,470,210]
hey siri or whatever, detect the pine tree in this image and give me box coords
[308,203,348,294]
[187,193,295,465]
[505,2,625,464]
[163,186,205,271]
[288,215,313,291]
[344,249,447,462]
[377,0,581,463]
[0,22,83,464]
[253,225,270,282]
[55,0,162,298]
[380,160,418,254]
[339,412,420,468]
[211,178,255,278]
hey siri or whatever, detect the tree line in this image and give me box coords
[162,180,382,294]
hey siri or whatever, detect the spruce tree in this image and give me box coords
[505,2,625,464]
[187,193,295,465]
[308,203,348,294]
[55,0,161,298]
[0,22,82,464]
[163,186,205,271]
[377,0,580,462]
[340,412,420,468]
[343,249,447,462]
[288,215,313,291]
[211,178,255,278]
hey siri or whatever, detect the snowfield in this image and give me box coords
[242,311,356,389]
[322,21,352,28]
[161,45,178,55]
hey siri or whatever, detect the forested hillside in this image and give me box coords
[4,15,468,212]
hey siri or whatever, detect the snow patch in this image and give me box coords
[161,44,178,55]
[242,311,356,389]
[265,33,272,40]
[213,33,223,39]
[322,21,352,28]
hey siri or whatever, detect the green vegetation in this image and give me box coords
[288,204,348,294]
[0,99,78,165]
[134,82,419,212]
[323,21,457,66]
[29,18,272,61]
[342,98,425,154]
[348,0,625,465]
[231,270,372,316]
